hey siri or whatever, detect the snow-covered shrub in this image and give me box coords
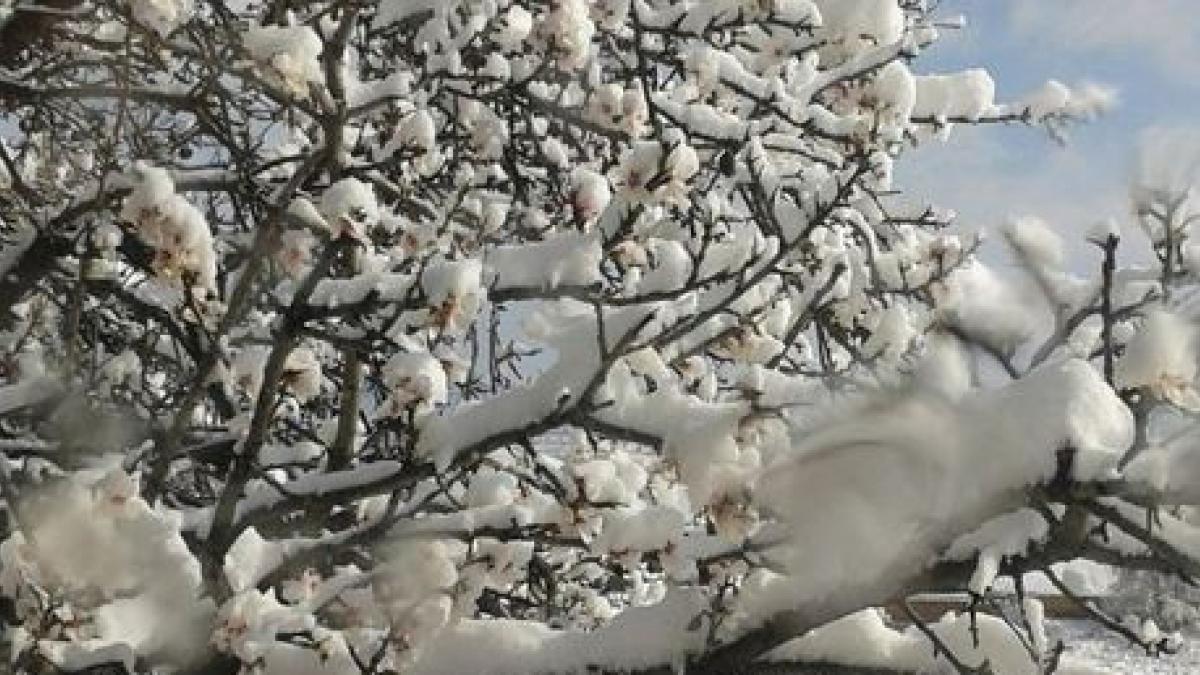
[0,1,1193,673]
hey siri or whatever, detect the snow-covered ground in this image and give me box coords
[1053,621,1200,674]
[767,611,1200,674]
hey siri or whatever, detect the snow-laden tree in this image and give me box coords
[3,0,1195,673]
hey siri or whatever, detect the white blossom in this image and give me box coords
[281,347,323,403]
[242,25,325,99]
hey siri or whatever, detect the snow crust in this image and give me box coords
[914,70,997,121]
[412,588,705,674]
[744,358,1131,620]
[770,608,1118,675]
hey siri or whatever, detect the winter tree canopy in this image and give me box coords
[0,0,1196,673]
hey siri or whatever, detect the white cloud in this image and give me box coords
[1007,0,1200,84]
[1134,125,1200,194]
[903,128,1122,228]
[898,126,1128,269]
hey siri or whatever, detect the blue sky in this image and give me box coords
[900,0,1200,254]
